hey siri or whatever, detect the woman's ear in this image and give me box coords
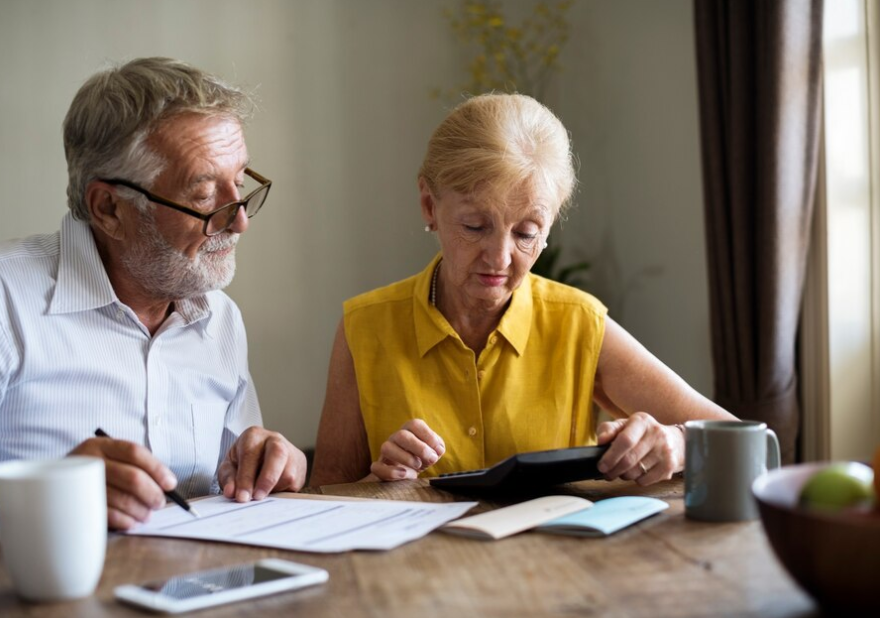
[85,181,127,240]
[418,177,436,230]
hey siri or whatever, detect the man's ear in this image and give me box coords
[418,177,436,231]
[85,181,127,240]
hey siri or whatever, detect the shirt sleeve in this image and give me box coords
[224,370,263,443]
[0,318,17,408]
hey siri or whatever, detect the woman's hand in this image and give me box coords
[371,419,446,481]
[596,412,685,485]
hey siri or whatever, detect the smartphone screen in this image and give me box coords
[140,563,294,600]
[115,559,329,613]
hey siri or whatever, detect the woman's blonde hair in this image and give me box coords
[419,93,576,217]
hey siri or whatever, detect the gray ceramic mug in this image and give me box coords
[684,420,781,522]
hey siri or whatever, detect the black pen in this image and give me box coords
[94,428,201,518]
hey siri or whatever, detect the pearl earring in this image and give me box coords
[424,225,432,233]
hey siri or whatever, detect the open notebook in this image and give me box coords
[442,495,668,540]
[536,496,669,537]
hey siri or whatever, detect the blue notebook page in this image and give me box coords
[535,496,669,537]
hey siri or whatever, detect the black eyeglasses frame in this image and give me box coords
[100,167,271,236]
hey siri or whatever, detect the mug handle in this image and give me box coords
[766,428,781,470]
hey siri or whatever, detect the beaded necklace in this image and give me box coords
[430,261,441,306]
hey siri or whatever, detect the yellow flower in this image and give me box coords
[440,0,571,101]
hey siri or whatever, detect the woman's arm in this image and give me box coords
[592,316,737,484]
[309,319,373,487]
[310,319,447,487]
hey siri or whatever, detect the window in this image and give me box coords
[803,0,880,460]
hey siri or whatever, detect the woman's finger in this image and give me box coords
[598,417,652,478]
[388,430,441,468]
[380,439,425,471]
[403,419,446,457]
[371,459,419,481]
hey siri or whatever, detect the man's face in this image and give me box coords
[121,114,250,300]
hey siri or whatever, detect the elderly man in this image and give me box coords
[0,57,305,530]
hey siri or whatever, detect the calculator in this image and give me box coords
[428,445,610,493]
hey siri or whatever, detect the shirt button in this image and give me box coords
[489,336,497,345]
[155,416,162,427]
[468,426,477,437]
[116,308,124,321]
[477,370,486,381]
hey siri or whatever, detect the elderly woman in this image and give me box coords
[310,93,735,488]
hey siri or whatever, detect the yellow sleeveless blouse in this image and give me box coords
[344,254,608,476]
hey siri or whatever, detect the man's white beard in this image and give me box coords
[121,211,238,301]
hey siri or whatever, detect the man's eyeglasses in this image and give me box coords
[101,168,271,236]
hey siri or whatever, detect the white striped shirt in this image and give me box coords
[0,213,262,498]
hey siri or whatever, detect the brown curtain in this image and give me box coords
[694,0,824,463]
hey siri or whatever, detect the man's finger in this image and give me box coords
[106,484,154,523]
[93,438,177,491]
[103,458,167,510]
[217,459,236,499]
[232,441,264,503]
[252,439,287,500]
[107,508,138,532]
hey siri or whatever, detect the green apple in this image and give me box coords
[799,462,875,511]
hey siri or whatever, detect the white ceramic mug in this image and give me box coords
[0,456,107,601]
[684,420,781,522]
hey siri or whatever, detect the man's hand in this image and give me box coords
[70,437,178,531]
[371,419,446,481]
[218,427,307,502]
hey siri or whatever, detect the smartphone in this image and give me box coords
[114,558,328,614]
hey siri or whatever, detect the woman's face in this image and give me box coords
[420,178,555,312]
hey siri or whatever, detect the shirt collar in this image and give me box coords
[414,253,455,357]
[413,253,533,357]
[49,213,214,334]
[175,295,214,335]
[49,213,118,315]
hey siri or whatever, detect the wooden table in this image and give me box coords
[0,478,821,617]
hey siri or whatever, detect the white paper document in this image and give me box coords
[127,495,477,553]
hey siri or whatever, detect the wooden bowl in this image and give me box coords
[752,463,880,613]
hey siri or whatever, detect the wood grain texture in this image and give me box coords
[0,479,822,617]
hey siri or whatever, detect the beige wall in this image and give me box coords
[0,0,712,449]
[555,0,713,401]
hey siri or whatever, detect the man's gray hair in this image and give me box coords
[62,57,255,220]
